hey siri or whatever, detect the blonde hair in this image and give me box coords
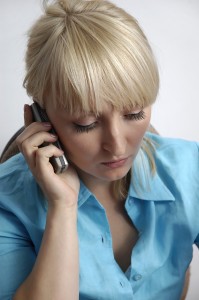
[24,0,159,198]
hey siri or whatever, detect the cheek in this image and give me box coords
[128,117,151,150]
[138,109,151,137]
[132,118,150,140]
[61,135,98,162]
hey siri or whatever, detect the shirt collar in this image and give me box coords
[78,172,175,209]
[77,146,175,207]
[128,170,175,202]
[78,180,93,208]
[128,149,175,202]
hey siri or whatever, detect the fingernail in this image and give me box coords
[43,122,51,127]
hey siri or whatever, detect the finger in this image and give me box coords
[20,131,58,157]
[24,104,33,127]
[20,136,60,173]
[35,144,64,175]
[16,122,52,152]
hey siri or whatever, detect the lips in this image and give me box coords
[101,157,128,168]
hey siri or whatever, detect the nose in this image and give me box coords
[102,121,126,157]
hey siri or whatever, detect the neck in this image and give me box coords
[77,169,130,206]
[83,177,113,201]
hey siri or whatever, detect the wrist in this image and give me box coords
[47,194,78,210]
[47,203,78,222]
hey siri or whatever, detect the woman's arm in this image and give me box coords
[13,105,80,299]
[14,205,79,300]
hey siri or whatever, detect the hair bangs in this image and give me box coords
[43,11,159,115]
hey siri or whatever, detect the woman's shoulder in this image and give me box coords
[0,153,45,212]
[145,132,199,182]
[146,131,199,159]
[0,153,30,192]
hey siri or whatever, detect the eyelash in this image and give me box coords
[124,110,145,121]
[74,110,145,133]
[74,122,97,133]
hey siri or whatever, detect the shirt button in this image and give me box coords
[133,274,142,281]
[128,198,134,206]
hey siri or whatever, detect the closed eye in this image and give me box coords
[73,122,97,133]
[124,110,145,121]
[73,110,145,133]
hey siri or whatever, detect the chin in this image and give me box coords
[101,167,131,182]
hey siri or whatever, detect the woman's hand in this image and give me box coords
[16,104,80,208]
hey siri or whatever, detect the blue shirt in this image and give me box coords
[0,133,199,300]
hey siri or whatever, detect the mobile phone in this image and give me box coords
[31,102,68,174]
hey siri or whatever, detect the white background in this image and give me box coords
[0,0,199,299]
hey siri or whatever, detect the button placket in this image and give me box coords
[100,232,112,248]
[119,280,125,288]
[101,235,104,244]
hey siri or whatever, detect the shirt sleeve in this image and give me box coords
[0,207,36,299]
[194,142,199,248]
[0,155,37,299]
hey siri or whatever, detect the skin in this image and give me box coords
[14,103,151,299]
[14,102,191,300]
[46,103,151,198]
[15,104,80,300]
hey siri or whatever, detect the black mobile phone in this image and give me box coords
[31,102,68,174]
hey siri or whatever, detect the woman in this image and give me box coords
[0,0,198,299]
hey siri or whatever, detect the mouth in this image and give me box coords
[101,157,128,168]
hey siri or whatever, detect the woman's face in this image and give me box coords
[46,103,151,188]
